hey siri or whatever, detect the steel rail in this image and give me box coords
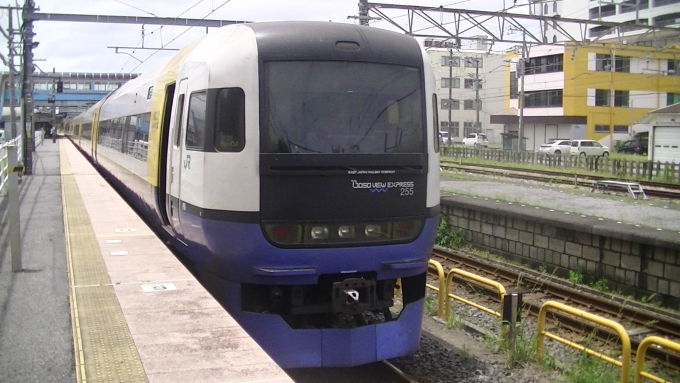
[441,162,680,199]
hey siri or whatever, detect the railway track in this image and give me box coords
[441,162,680,200]
[430,247,680,372]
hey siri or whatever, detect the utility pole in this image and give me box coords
[474,58,480,132]
[518,30,527,151]
[51,68,56,135]
[7,7,17,140]
[447,49,453,145]
[22,0,36,174]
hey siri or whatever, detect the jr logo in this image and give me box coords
[183,154,191,169]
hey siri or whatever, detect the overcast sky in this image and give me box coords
[1,0,526,74]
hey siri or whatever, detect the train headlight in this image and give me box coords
[392,220,422,240]
[265,224,302,245]
[309,226,329,240]
[365,223,390,239]
[338,225,356,239]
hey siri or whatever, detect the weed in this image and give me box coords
[458,344,471,361]
[591,278,609,292]
[424,293,438,317]
[641,295,648,303]
[538,265,547,274]
[436,214,466,248]
[564,352,620,383]
[503,324,537,368]
[568,269,584,285]
[446,310,464,330]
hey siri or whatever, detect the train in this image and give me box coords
[67,21,440,368]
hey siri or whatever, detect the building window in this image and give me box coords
[614,90,629,107]
[620,0,648,13]
[667,92,680,105]
[654,12,680,27]
[464,78,482,89]
[589,4,616,19]
[654,0,680,6]
[510,72,518,99]
[594,125,610,133]
[595,89,610,106]
[441,56,460,67]
[668,60,678,75]
[464,99,478,110]
[595,54,611,71]
[524,89,563,107]
[613,125,629,133]
[553,1,557,11]
[441,99,460,110]
[464,57,482,68]
[463,124,475,136]
[442,77,460,88]
[525,54,564,75]
[614,56,630,72]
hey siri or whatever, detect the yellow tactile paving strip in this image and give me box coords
[60,141,148,383]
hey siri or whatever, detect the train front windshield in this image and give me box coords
[262,61,424,154]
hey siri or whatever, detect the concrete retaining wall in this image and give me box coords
[441,195,680,308]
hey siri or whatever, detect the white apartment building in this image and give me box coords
[540,0,680,45]
[425,39,508,144]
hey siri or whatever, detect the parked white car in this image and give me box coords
[462,133,489,147]
[569,140,610,157]
[539,139,572,155]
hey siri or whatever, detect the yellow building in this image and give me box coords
[493,43,680,151]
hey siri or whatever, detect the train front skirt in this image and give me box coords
[199,275,424,368]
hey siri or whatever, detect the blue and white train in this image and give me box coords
[68,21,440,368]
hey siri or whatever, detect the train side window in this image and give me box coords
[174,94,185,148]
[432,93,439,153]
[214,88,245,152]
[185,92,207,150]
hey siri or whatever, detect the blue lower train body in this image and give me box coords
[92,153,435,368]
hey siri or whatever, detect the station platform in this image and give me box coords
[0,140,293,383]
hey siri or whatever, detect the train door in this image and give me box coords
[166,79,188,234]
[92,107,102,161]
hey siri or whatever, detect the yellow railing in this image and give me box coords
[634,336,680,383]
[537,300,631,383]
[426,260,446,318]
[445,268,506,320]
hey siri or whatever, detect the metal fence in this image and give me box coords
[0,135,23,196]
[442,146,680,183]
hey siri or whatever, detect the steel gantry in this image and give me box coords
[357,1,680,50]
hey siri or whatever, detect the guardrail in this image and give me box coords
[441,145,680,183]
[35,129,44,147]
[635,336,680,383]
[427,253,679,381]
[1,135,23,196]
[445,267,507,321]
[426,260,446,318]
[536,300,631,383]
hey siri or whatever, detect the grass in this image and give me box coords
[591,278,609,292]
[568,270,584,285]
[436,214,466,248]
[483,319,537,368]
[424,292,438,317]
[563,352,621,383]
